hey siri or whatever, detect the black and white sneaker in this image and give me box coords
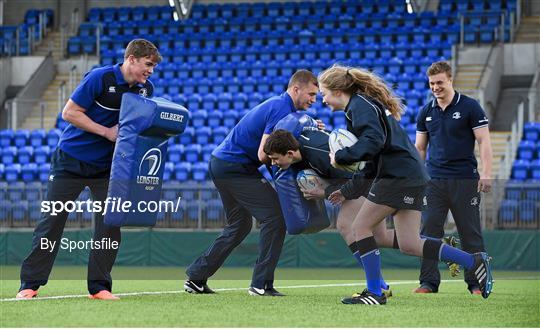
[184,280,215,294]
[341,289,387,305]
[471,252,494,299]
[248,287,285,297]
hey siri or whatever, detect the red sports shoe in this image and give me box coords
[16,289,38,299]
[413,286,435,293]
[471,288,482,295]
[88,290,120,300]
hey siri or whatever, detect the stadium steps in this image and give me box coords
[515,16,540,43]
[475,131,510,179]
[453,64,483,93]
[20,73,72,130]
[33,31,63,62]
[474,130,510,225]
[424,0,440,12]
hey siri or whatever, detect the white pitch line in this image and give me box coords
[0,279,461,302]
[3,276,536,303]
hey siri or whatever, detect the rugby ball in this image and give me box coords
[328,129,365,172]
[296,169,327,192]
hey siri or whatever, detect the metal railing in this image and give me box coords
[59,8,81,59]
[528,64,540,122]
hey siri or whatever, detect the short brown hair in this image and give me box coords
[288,69,318,89]
[427,61,452,78]
[124,38,162,63]
[263,129,300,155]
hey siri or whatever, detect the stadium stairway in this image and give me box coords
[453,64,484,94]
[475,130,510,224]
[20,73,71,130]
[515,16,540,43]
[33,31,64,62]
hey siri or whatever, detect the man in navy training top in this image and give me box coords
[184,70,319,297]
[16,39,161,300]
[414,61,493,295]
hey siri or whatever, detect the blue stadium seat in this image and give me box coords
[191,110,207,127]
[519,200,537,222]
[248,93,263,109]
[205,198,224,221]
[505,180,523,201]
[530,159,540,180]
[524,122,540,141]
[14,129,29,147]
[202,94,217,111]
[192,162,209,181]
[201,144,216,162]
[512,159,530,180]
[221,109,239,128]
[163,162,174,181]
[518,140,535,160]
[0,129,13,146]
[7,181,25,201]
[168,145,184,163]
[524,181,540,201]
[30,129,46,147]
[18,146,33,164]
[2,146,17,164]
[12,200,28,222]
[185,145,201,163]
[212,126,229,145]
[38,163,50,182]
[21,163,38,182]
[5,164,21,182]
[174,163,191,181]
[184,93,202,111]
[207,111,223,128]
[195,127,211,145]
[179,127,194,145]
[498,199,518,222]
[25,181,42,200]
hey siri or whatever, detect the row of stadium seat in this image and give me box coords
[0,161,212,182]
[86,1,408,23]
[81,14,502,36]
[0,129,61,148]
[510,122,540,180]
[498,199,539,225]
[0,9,53,56]
[439,0,515,13]
[517,141,540,161]
[511,160,540,180]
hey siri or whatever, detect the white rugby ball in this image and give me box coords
[328,129,365,172]
[296,169,326,192]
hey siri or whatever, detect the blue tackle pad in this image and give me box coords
[104,93,189,227]
[272,113,330,234]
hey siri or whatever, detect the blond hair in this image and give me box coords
[318,64,403,120]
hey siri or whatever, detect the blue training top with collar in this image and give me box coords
[416,92,489,179]
[58,63,154,168]
[212,92,297,165]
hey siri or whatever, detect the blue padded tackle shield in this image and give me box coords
[104,93,189,226]
[272,113,330,234]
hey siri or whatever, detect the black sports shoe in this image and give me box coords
[248,287,285,296]
[184,280,215,294]
[471,252,493,299]
[342,289,387,305]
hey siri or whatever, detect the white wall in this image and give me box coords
[504,44,540,76]
[10,56,45,86]
[0,57,11,104]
